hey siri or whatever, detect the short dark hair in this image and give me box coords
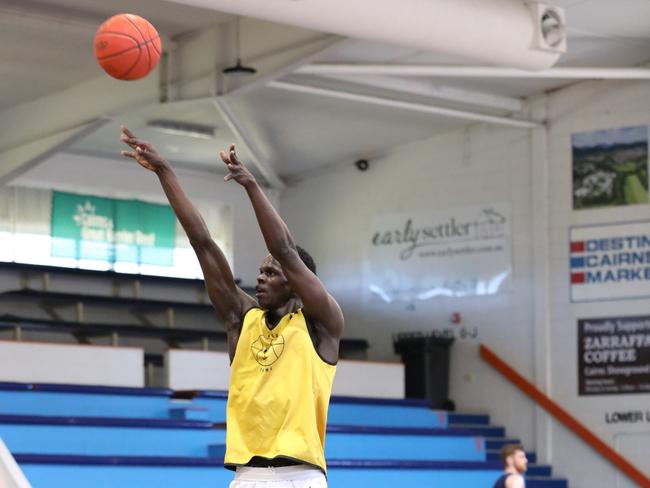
[500,444,524,467]
[296,245,316,275]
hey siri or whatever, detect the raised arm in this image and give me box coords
[120,127,255,359]
[219,145,344,352]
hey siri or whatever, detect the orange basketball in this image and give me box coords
[94,13,161,81]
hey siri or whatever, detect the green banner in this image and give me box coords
[51,191,176,266]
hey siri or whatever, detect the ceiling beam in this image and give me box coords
[224,35,346,98]
[0,75,158,155]
[0,73,157,189]
[0,18,329,186]
[0,119,110,185]
[212,98,286,190]
[267,81,540,129]
[162,17,342,103]
[301,73,524,113]
[296,64,650,80]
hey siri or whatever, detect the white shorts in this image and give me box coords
[229,465,327,488]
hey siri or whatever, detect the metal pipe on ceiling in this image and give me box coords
[267,80,541,129]
[296,64,650,79]
[164,0,565,70]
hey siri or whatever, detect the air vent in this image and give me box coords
[528,2,567,54]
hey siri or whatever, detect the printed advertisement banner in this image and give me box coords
[51,191,176,266]
[367,203,511,301]
[570,220,650,302]
[578,315,650,396]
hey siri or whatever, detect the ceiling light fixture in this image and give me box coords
[222,17,257,77]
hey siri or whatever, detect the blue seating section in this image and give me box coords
[0,382,174,418]
[0,382,568,487]
[0,415,224,457]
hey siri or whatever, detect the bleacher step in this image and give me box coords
[526,477,568,488]
[14,454,568,488]
[169,405,210,421]
[486,438,521,450]
[446,424,506,437]
[447,413,490,425]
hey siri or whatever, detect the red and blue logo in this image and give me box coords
[570,240,586,284]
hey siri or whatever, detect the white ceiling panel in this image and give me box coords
[66,100,248,173]
[0,0,232,110]
[2,0,650,182]
[565,0,650,40]
[226,86,467,178]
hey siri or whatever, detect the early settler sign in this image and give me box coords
[570,220,650,302]
[578,315,650,396]
[367,203,511,301]
[51,191,176,266]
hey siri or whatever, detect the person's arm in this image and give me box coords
[120,128,255,359]
[505,474,525,488]
[219,145,344,345]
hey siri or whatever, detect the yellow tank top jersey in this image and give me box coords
[225,307,336,474]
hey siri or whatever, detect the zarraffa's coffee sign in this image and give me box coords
[578,315,650,396]
[367,203,512,301]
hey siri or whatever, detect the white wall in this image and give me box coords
[165,349,404,398]
[166,349,231,390]
[332,360,404,399]
[281,123,538,449]
[282,79,650,487]
[0,340,144,387]
[545,79,650,488]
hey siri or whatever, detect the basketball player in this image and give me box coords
[493,444,528,488]
[120,127,343,488]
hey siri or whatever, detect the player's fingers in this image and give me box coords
[219,150,231,165]
[121,150,136,159]
[224,173,232,182]
[229,145,242,165]
[120,136,138,148]
[121,126,135,138]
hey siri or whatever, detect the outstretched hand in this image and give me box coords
[220,145,256,188]
[120,126,168,173]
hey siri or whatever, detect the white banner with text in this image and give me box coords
[366,203,512,301]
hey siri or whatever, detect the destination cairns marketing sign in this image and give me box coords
[570,220,650,302]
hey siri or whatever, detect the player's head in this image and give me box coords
[295,245,316,275]
[501,444,528,473]
[255,246,316,309]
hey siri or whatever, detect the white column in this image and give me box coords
[529,94,553,464]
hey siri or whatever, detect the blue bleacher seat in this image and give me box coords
[0,382,569,487]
